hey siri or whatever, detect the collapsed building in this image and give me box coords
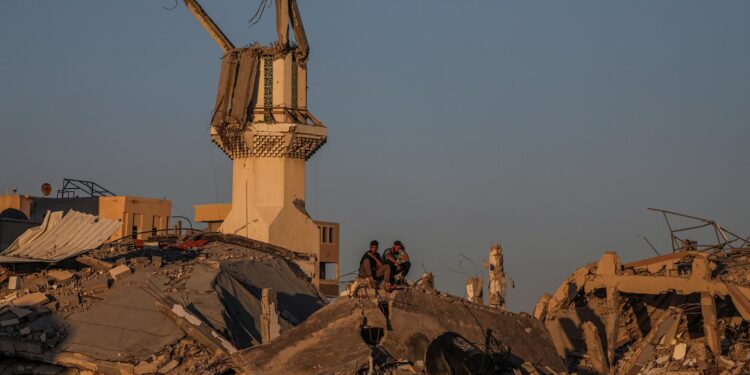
[535,209,750,374]
[0,211,566,374]
[0,217,328,374]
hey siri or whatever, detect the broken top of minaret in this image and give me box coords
[185,0,326,257]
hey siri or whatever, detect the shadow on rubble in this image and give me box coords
[203,258,327,349]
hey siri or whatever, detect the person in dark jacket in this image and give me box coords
[384,240,411,284]
[359,240,391,287]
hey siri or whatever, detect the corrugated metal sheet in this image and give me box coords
[0,210,121,263]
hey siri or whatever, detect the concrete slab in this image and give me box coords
[12,293,48,308]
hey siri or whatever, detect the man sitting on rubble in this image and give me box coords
[359,240,391,288]
[384,240,411,285]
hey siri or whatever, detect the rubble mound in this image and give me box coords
[234,283,566,374]
[535,248,750,374]
[0,234,325,374]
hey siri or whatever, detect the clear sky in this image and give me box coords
[1,1,749,312]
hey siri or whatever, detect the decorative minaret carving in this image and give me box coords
[185,0,326,259]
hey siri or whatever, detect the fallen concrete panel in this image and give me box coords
[233,298,379,374]
[54,279,185,362]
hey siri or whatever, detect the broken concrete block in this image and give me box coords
[109,265,132,281]
[23,277,48,292]
[7,276,20,290]
[19,327,30,336]
[81,278,109,292]
[11,293,48,308]
[76,255,114,271]
[134,360,159,375]
[157,359,179,374]
[9,307,31,319]
[13,339,43,354]
[0,291,19,309]
[0,318,20,327]
[673,343,687,360]
[47,270,74,284]
[151,256,162,269]
[0,337,14,354]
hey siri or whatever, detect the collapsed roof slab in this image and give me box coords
[234,297,377,374]
[234,287,566,374]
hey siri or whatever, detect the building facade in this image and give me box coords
[0,194,172,246]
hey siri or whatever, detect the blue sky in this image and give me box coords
[2,1,749,311]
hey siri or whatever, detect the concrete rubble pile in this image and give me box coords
[234,276,566,375]
[535,246,750,375]
[0,232,326,374]
[0,219,569,375]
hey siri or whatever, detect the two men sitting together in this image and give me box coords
[359,240,411,290]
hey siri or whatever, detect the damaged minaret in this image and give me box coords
[185,0,325,255]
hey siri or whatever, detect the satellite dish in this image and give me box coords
[41,183,52,197]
